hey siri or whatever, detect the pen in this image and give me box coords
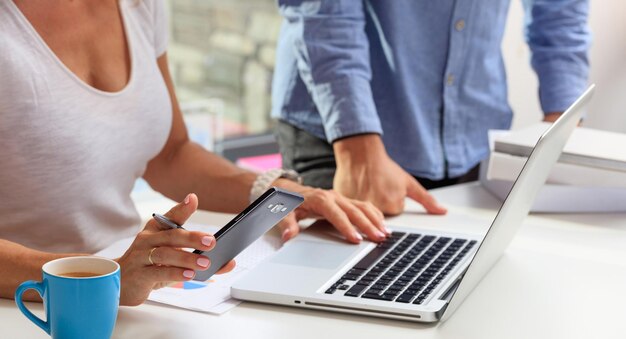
[152,213,185,230]
[152,213,202,255]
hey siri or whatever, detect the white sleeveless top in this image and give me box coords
[0,0,172,253]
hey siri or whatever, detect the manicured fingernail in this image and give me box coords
[376,230,386,239]
[202,236,213,247]
[184,194,191,205]
[384,227,392,234]
[183,270,194,279]
[281,229,291,241]
[197,257,210,268]
[354,232,363,241]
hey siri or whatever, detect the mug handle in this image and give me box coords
[15,280,50,335]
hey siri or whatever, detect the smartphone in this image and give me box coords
[193,187,304,281]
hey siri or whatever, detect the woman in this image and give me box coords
[0,0,387,306]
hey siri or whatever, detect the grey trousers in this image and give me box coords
[276,121,337,189]
[275,121,479,190]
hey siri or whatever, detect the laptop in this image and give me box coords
[232,85,595,322]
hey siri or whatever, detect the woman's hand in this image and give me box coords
[116,193,235,306]
[274,180,389,244]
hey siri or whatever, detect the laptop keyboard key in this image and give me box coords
[362,292,395,301]
[360,293,386,301]
[358,277,375,285]
[391,232,406,238]
[381,293,397,300]
[353,247,389,270]
[366,288,384,295]
[371,283,387,290]
[341,273,360,281]
[348,268,366,276]
[344,284,369,297]
[396,293,415,303]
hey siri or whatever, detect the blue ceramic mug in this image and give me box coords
[15,256,120,339]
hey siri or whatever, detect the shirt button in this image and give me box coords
[446,74,454,86]
[455,19,466,32]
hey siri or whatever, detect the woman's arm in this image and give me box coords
[143,54,256,214]
[0,240,84,301]
[144,54,387,243]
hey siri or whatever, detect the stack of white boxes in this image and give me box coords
[481,122,626,212]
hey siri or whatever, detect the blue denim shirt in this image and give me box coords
[272,0,590,179]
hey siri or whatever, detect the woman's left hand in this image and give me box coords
[274,180,388,244]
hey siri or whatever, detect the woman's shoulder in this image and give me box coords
[125,0,166,26]
[124,0,168,57]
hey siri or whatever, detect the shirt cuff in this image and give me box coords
[534,60,589,114]
[311,76,383,143]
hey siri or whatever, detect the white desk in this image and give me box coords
[3,183,626,338]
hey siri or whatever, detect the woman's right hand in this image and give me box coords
[116,193,235,306]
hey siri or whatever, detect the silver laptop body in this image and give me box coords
[232,85,595,322]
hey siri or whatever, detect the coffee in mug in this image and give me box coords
[58,271,101,278]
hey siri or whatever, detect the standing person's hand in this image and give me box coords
[116,193,235,306]
[543,113,562,122]
[332,134,447,216]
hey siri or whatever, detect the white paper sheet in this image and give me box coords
[95,223,281,314]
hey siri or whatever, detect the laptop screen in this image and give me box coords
[439,85,595,321]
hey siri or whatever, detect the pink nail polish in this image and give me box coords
[197,257,210,268]
[183,270,194,279]
[202,236,213,247]
[281,229,291,241]
[184,194,191,205]
[354,232,363,241]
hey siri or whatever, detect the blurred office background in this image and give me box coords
[162,0,626,160]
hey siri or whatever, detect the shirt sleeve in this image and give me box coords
[524,0,591,114]
[278,0,382,143]
[151,0,169,57]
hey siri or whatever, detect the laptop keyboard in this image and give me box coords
[324,232,477,305]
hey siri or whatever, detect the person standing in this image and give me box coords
[272,0,590,215]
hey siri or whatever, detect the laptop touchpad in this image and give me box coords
[270,241,359,270]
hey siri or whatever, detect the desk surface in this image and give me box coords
[2,183,626,339]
